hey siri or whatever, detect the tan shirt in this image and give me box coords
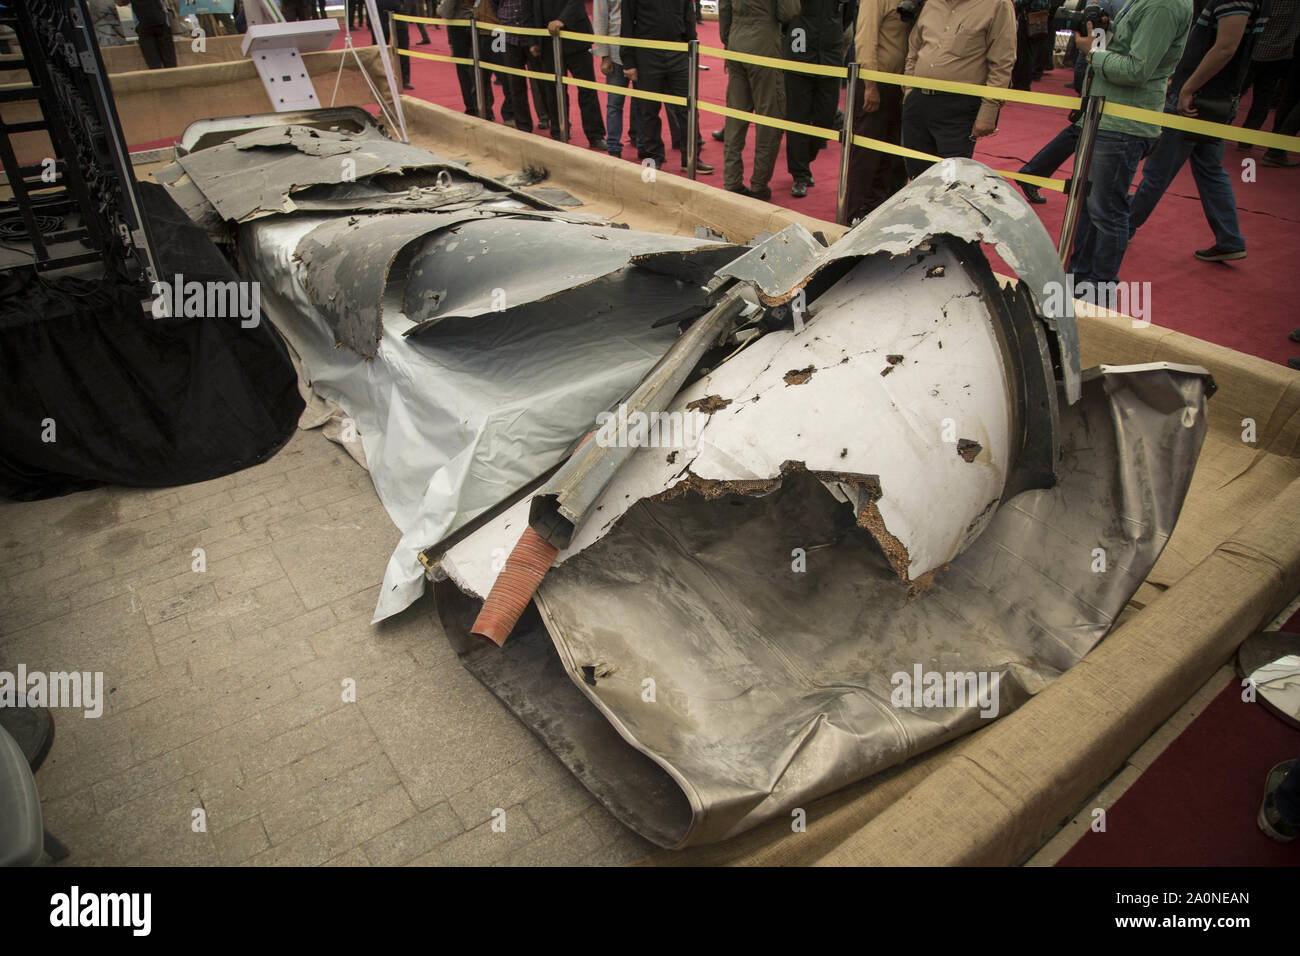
[904,0,1017,126]
[855,0,910,76]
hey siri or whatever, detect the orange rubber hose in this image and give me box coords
[470,526,559,647]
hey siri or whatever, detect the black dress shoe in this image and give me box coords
[711,128,724,141]
[725,183,750,195]
[684,160,715,174]
[403,83,415,91]
[790,180,808,198]
[1020,182,1047,204]
[1288,328,1300,343]
[538,119,550,131]
[747,185,772,201]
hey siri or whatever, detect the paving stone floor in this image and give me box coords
[0,427,654,866]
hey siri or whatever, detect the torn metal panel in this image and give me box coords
[174,124,444,222]
[716,158,1082,405]
[400,219,742,335]
[439,364,1211,847]
[442,240,1030,592]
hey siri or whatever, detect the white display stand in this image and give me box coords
[241,19,340,112]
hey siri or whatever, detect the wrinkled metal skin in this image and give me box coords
[440,365,1210,847]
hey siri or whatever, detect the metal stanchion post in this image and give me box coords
[551,32,568,143]
[1057,92,1106,266]
[469,14,486,119]
[836,63,859,227]
[388,12,400,86]
[686,39,699,180]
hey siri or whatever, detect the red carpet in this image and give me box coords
[127,18,1300,367]
[1059,607,1300,866]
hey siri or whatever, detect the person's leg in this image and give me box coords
[395,19,411,85]
[1188,138,1246,251]
[724,65,754,190]
[1128,128,1192,236]
[1020,123,1081,178]
[636,56,668,168]
[928,93,980,160]
[901,91,936,179]
[448,25,478,114]
[159,26,177,67]
[539,44,565,139]
[749,60,786,190]
[567,48,606,144]
[606,63,628,156]
[867,85,905,210]
[661,52,692,167]
[806,73,839,168]
[845,83,885,221]
[527,46,551,127]
[504,44,533,133]
[1240,60,1280,131]
[1068,130,1147,284]
[138,26,164,70]
[785,70,812,182]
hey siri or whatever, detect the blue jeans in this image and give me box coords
[604,61,641,156]
[1068,129,1149,285]
[1128,121,1246,252]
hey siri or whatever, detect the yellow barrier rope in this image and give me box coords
[392,17,1300,156]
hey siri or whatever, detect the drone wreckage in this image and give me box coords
[160,109,1211,849]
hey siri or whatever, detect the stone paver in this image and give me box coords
[1,428,651,866]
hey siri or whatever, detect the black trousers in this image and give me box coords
[844,84,904,222]
[539,45,605,142]
[502,43,536,131]
[348,0,367,28]
[137,25,176,69]
[1242,58,1290,131]
[448,25,495,118]
[785,70,839,181]
[633,50,690,167]
[372,15,411,84]
[901,90,980,180]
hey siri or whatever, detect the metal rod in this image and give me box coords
[551,32,568,143]
[469,13,486,119]
[1057,92,1105,266]
[686,39,699,180]
[836,62,858,226]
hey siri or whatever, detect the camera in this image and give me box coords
[897,0,925,23]
[1054,1,1105,32]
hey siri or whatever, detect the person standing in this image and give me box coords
[529,0,608,147]
[491,0,543,131]
[844,0,911,220]
[624,0,715,173]
[1067,0,1193,286]
[1127,0,1269,262]
[1238,0,1298,147]
[720,0,800,198]
[595,0,644,157]
[784,0,844,197]
[442,0,497,120]
[901,0,1017,180]
[130,0,176,68]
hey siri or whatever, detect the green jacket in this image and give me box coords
[1085,0,1194,138]
[720,0,802,56]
